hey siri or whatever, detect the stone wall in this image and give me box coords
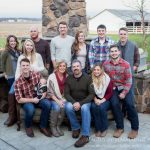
[134,71,150,113]
[42,0,87,37]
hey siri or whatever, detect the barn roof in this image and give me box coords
[90,9,150,22]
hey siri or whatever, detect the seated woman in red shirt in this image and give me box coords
[91,63,113,137]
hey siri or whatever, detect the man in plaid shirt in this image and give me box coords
[89,24,114,69]
[103,44,139,139]
[14,58,52,138]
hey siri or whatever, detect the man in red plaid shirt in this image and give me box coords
[14,58,52,138]
[103,44,139,139]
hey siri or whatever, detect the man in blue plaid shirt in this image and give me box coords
[89,24,115,69]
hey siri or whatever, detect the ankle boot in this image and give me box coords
[4,93,17,126]
[56,108,64,136]
[50,110,60,137]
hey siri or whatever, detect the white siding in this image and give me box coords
[89,10,126,33]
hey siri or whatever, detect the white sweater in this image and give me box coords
[15,53,45,80]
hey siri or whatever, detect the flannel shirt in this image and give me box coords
[14,71,41,102]
[103,58,132,96]
[89,37,115,68]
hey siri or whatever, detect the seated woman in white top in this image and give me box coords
[15,39,48,80]
[47,60,67,137]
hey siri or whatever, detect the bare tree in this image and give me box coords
[122,0,150,49]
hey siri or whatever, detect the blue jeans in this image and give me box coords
[91,100,110,132]
[65,102,91,136]
[110,89,139,130]
[22,98,51,128]
[9,82,15,94]
[51,101,61,112]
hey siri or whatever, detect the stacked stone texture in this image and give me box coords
[134,74,150,113]
[42,0,87,37]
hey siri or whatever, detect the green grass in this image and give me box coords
[0,38,6,50]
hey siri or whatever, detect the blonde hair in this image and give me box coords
[56,60,67,73]
[22,39,36,64]
[92,63,105,88]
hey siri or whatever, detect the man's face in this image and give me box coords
[110,47,121,60]
[58,24,68,36]
[20,61,30,75]
[97,28,106,39]
[119,30,128,43]
[72,62,82,76]
[30,27,39,40]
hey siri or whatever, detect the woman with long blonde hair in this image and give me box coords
[91,63,113,137]
[15,39,48,79]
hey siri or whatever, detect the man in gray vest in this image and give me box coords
[117,27,140,116]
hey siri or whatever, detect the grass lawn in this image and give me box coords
[0,34,150,61]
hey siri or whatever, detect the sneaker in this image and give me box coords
[25,127,34,137]
[72,129,80,138]
[100,130,107,137]
[128,130,138,139]
[95,131,101,137]
[113,129,124,138]
[74,135,89,147]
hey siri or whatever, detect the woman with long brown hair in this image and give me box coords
[71,31,90,73]
[91,63,113,137]
[2,35,21,126]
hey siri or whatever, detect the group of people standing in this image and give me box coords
[0,21,140,148]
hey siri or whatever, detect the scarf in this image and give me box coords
[94,73,110,99]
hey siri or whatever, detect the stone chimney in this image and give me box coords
[42,0,87,37]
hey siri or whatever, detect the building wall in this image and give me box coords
[89,10,126,34]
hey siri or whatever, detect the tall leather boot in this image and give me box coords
[4,93,17,126]
[50,110,60,137]
[56,108,64,136]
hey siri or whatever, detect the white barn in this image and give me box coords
[89,9,150,34]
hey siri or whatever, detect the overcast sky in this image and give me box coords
[0,0,149,18]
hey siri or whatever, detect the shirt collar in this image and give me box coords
[110,58,123,65]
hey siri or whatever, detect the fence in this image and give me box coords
[127,26,150,34]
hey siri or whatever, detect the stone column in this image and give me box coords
[42,0,87,37]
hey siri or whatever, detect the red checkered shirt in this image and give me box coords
[103,58,132,96]
[14,71,41,102]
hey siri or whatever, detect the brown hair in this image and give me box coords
[72,31,85,54]
[119,27,128,32]
[20,58,30,65]
[5,35,19,51]
[58,21,68,27]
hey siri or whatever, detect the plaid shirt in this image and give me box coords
[89,37,115,68]
[14,71,41,102]
[103,58,132,96]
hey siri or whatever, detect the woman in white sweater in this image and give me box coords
[15,39,48,79]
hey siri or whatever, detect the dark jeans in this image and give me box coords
[110,89,139,130]
[91,100,110,132]
[7,78,14,88]
[22,99,51,128]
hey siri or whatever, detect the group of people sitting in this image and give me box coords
[0,21,140,148]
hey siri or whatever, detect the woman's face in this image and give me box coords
[9,37,17,49]
[58,62,67,74]
[25,41,33,53]
[78,32,85,43]
[93,66,102,77]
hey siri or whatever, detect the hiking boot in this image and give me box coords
[113,129,124,138]
[128,130,138,139]
[95,131,101,137]
[100,130,107,137]
[72,129,80,139]
[40,128,52,137]
[25,127,34,137]
[74,135,89,147]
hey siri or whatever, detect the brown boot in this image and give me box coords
[113,129,124,138]
[56,108,64,136]
[50,110,60,137]
[4,94,17,126]
[128,130,138,139]
[74,135,89,147]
